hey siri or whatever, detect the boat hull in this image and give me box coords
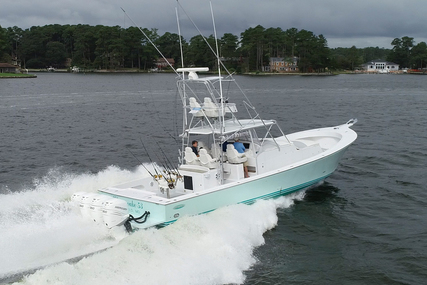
[101,144,350,229]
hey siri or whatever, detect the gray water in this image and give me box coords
[0,73,426,284]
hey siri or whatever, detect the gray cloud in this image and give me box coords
[1,0,426,48]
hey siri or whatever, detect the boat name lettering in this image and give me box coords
[127,201,143,209]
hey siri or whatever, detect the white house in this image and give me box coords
[362,60,399,73]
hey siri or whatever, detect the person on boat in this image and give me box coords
[191,140,199,157]
[234,139,249,178]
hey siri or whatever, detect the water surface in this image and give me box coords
[0,73,426,284]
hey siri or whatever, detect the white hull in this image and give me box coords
[98,122,356,229]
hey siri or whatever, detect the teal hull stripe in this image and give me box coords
[156,174,329,227]
[239,174,329,205]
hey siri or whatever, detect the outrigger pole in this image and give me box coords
[210,1,225,184]
[175,3,188,164]
[120,7,181,78]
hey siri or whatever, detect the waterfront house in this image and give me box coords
[362,60,399,73]
[155,58,175,69]
[265,57,298,73]
[0,63,18,73]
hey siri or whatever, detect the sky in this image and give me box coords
[1,0,427,48]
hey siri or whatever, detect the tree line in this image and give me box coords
[1,24,426,72]
[330,36,427,70]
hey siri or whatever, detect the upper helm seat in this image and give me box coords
[203,97,219,118]
[189,97,204,118]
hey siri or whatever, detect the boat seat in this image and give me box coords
[184,147,200,165]
[189,97,204,118]
[226,144,247,164]
[203,97,219,118]
[199,149,218,169]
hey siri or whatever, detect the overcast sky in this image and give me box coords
[1,0,426,48]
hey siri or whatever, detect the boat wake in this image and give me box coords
[0,166,304,285]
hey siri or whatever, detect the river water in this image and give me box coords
[0,73,426,284]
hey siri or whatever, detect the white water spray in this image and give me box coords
[0,166,304,284]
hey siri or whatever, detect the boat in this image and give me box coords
[72,67,357,231]
[72,6,358,232]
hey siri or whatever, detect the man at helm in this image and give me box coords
[234,139,249,178]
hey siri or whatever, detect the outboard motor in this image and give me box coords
[102,198,129,228]
[71,192,86,205]
[89,194,112,223]
[71,192,87,215]
[80,193,99,220]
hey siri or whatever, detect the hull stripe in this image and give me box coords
[156,174,329,227]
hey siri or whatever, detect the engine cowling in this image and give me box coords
[79,193,99,220]
[89,194,112,223]
[102,198,129,228]
[71,192,87,215]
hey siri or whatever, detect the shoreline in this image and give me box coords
[243,72,335,76]
[0,73,37,78]
[15,69,417,76]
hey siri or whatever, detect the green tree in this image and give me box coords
[5,26,24,60]
[72,25,97,68]
[387,36,414,68]
[240,25,266,71]
[186,35,216,69]
[62,25,75,60]
[411,42,427,69]
[140,28,159,70]
[219,33,238,70]
[0,26,7,61]
[284,28,298,57]
[220,33,238,58]
[264,27,284,58]
[19,26,49,68]
[45,41,66,67]
[155,32,186,67]
[123,27,144,69]
[94,25,126,69]
[361,46,389,62]
[347,45,361,70]
[294,30,330,72]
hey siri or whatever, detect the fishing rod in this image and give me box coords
[157,140,182,179]
[150,138,178,182]
[149,139,174,181]
[138,137,163,179]
[126,147,155,178]
[139,137,177,188]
